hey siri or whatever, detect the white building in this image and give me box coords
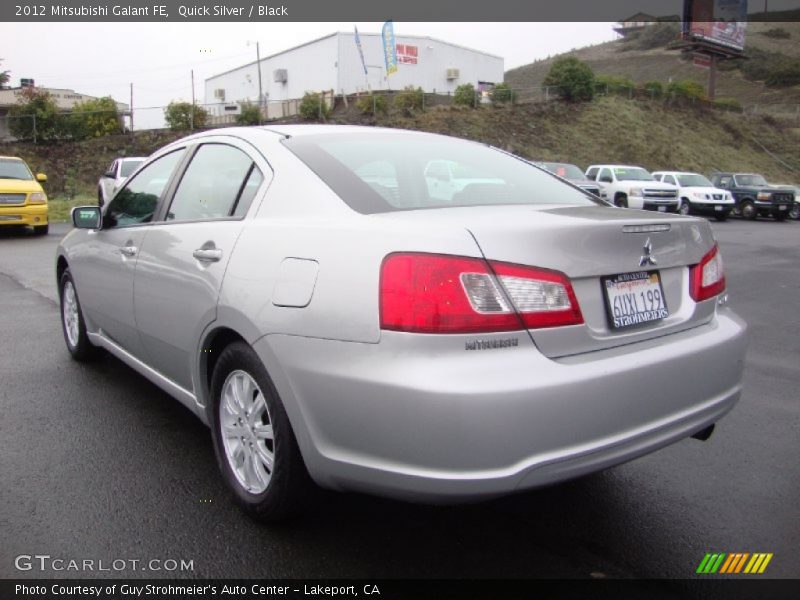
[204,31,504,119]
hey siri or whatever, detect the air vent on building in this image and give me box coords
[273,69,288,83]
[446,68,460,80]
[213,88,225,101]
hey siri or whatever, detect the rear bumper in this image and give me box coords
[0,205,48,227]
[256,308,747,502]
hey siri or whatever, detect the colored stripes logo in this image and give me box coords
[696,552,773,574]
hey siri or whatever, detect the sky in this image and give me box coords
[2,22,617,129]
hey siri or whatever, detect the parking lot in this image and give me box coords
[0,218,798,582]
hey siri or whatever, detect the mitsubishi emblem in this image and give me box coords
[639,237,657,267]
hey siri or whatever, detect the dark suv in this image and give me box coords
[710,172,795,221]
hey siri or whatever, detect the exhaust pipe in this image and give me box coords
[691,424,715,442]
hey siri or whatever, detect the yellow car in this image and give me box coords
[0,156,49,235]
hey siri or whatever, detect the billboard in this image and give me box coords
[683,0,748,53]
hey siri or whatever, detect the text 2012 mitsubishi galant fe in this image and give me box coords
[57,126,747,521]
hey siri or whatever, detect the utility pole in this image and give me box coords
[190,69,195,131]
[708,54,718,101]
[129,82,134,136]
[255,42,263,124]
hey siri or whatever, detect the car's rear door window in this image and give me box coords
[166,144,261,222]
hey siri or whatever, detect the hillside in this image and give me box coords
[3,96,799,206]
[506,20,800,115]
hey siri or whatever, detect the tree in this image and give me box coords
[543,56,596,102]
[453,83,477,107]
[0,58,9,87]
[7,88,63,141]
[69,96,123,140]
[236,102,262,125]
[164,101,208,131]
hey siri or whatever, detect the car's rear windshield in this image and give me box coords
[120,160,144,177]
[614,167,653,181]
[677,174,713,187]
[0,159,34,181]
[282,133,600,214]
[541,162,585,181]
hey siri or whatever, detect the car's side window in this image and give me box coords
[664,175,676,185]
[104,149,185,230]
[232,165,264,218]
[598,168,612,182]
[586,167,598,181]
[718,176,731,188]
[166,144,257,222]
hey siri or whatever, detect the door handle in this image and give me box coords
[193,248,223,263]
[119,245,138,257]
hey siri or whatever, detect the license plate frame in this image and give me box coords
[602,270,670,330]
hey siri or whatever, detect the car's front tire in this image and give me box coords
[59,269,98,361]
[679,200,691,216]
[210,342,311,521]
[740,200,757,220]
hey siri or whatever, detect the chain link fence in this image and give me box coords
[2,84,798,143]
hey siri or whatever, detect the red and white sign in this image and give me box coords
[396,44,418,65]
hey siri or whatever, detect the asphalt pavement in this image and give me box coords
[0,219,798,583]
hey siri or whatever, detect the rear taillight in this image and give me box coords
[380,253,583,334]
[690,244,726,302]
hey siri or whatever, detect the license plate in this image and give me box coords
[779,205,787,210]
[658,206,666,212]
[603,271,669,330]
[715,205,723,211]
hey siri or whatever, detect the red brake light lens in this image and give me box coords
[690,244,726,302]
[380,253,583,334]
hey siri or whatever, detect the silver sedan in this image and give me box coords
[57,125,747,521]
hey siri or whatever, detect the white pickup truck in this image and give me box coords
[585,164,679,212]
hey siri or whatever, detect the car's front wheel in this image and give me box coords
[679,200,691,216]
[59,269,97,361]
[740,200,757,220]
[210,342,311,521]
[790,204,800,220]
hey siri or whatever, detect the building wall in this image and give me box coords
[204,34,339,116]
[337,33,504,95]
[204,32,505,115]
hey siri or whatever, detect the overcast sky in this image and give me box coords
[1,22,617,128]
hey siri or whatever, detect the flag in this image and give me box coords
[382,21,398,76]
[354,26,368,76]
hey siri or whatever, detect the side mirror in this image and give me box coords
[36,173,47,183]
[72,206,101,229]
[103,171,116,178]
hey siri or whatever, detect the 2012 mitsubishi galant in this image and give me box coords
[57,126,747,521]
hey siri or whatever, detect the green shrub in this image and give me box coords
[596,74,636,96]
[236,102,262,125]
[490,83,516,104]
[765,60,800,87]
[642,80,664,98]
[543,56,596,102]
[619,22,680,51]
[394,85,424,110]
[299,92,331,120]
[713,97,743,112]
[68,97,123,140]
[163,101,208,130]
[356,93,388,115]
[7,88,65,141]
[666,80,706,102]
[762,27,790,39]
[453,83,477,107]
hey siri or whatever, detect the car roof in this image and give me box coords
[652,171,702,176]
[0,156,25,161]
[587,164,645,169]
[118,156,147,162]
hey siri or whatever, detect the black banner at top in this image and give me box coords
[3,0,800,22]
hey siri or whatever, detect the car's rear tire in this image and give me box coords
[678,200,691,216]
[614,194,628,208]
[33,224,49,235]
[740,200,757,220]
[210,342,312,522]
[790,204,799,220]
[59,269,98,361]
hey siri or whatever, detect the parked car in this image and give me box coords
[585,164,679,212]
[423,158,504,202]
[97,156,146,206]
[709,172,794,221]
[58,126,747,521]
[652,171,734,221]
[771,184,799,220]
[535,161,601,197]
[0,155,49,235]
